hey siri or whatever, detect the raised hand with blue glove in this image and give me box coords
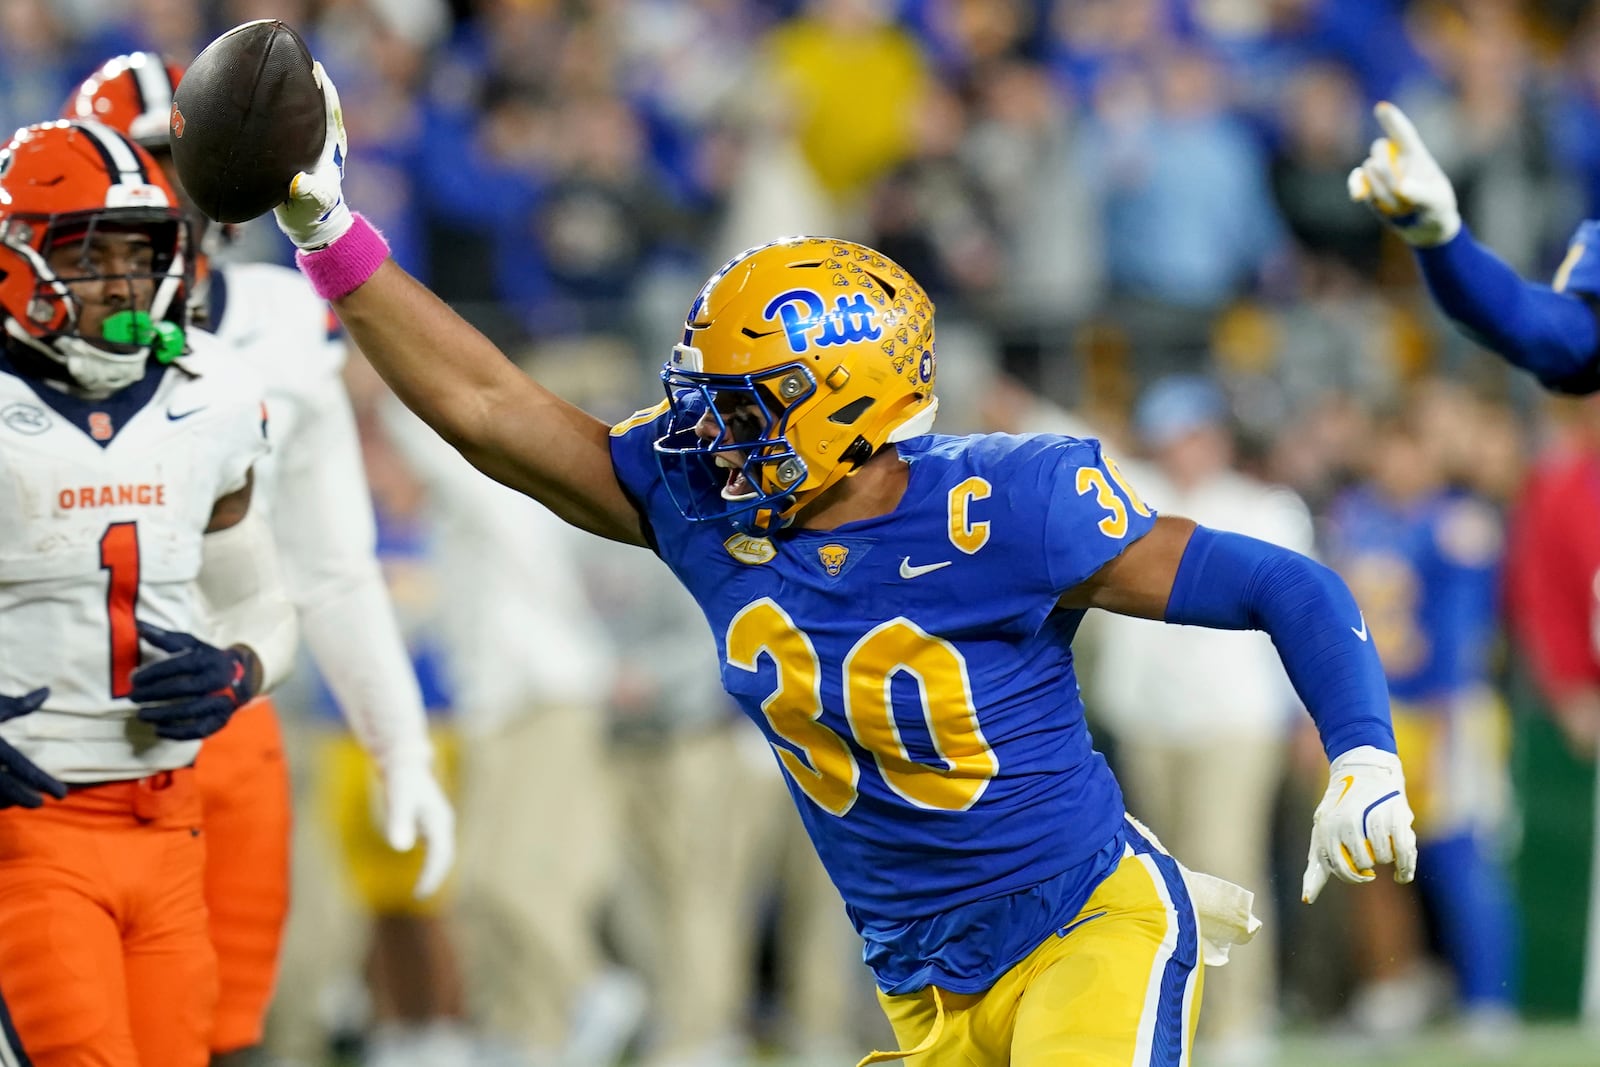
[130,622,260,741]
[0,688,68,808]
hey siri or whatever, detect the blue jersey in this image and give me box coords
[610,411,1154,993]
[1326,486,1503,704]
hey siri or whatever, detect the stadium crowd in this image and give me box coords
[7,0,1600,1065]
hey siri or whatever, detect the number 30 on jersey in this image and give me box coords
[726,599,998,816]
[728,453,1146,817]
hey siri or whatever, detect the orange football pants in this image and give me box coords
[0,767,216,1067]
[195,696,293,1053]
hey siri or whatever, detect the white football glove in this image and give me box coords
[379,755,456,899]
[274,60,353,250]
[1302,745,1418,904]
[1348,101,1461,248]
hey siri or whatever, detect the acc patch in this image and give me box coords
[724,533,776,566]
[1,403,49,435]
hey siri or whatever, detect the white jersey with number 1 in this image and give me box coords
[0,336,268,782]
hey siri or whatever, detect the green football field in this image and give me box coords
[1204,1024,1600,1067]
[749,1022,1600,1066]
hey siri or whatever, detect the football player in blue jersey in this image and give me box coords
[1350,101,1600,394]
[1327,403,1516,1036]
[262,66,1419,1066]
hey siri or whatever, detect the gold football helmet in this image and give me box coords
[655,236,938,533]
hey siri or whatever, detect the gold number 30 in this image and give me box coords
[726,599,998,815]
[1075,457,1151,538]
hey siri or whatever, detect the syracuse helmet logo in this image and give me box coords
[169,105,185,139]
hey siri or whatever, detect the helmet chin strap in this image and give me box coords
[4,318,153,400]
[729,493,796,537]
[7,256,188,399]
[50,334,151,399]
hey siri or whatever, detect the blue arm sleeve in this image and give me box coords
[1415,226,1600,394]
[1164,525,1396,759]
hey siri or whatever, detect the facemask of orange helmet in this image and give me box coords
[0,121,189,397]
[654,237,938,535]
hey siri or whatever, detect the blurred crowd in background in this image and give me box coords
[9,0,1600,1065]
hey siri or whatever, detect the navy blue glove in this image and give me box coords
[0,688,68,808]
[130,623,258,741]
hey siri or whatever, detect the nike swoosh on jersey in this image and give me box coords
[899,557,952,579]
[1351,614,1369,641]
[166,406,207,422]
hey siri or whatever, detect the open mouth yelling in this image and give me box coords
[715,453,759,501]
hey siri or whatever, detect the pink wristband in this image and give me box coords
[294,213,390,301]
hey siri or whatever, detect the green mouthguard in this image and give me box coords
[101,310,186,364]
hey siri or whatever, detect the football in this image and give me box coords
[168,20,325,224]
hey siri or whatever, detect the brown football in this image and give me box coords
[168,20,325,224]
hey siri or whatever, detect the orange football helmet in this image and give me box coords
[67,53,241,317]
[63,52,184,150]
[0,121,189,394]
[655,237,938,533]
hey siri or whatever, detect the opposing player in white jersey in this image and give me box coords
[0,119,300,1066]
[65,54,455,1063]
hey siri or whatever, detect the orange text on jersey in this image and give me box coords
[58,483,167,509]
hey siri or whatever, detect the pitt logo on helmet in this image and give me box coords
[764,288,882,355]
[653,236,938,537]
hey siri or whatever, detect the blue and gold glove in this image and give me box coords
[131,622,258,741]
[0,688,68,808]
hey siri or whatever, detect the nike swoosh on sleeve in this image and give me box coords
[1351,614,1369,641]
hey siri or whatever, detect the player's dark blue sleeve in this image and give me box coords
[1415,224,1600,394]
[1165,526,1396,759]
[1040,438,1158,594]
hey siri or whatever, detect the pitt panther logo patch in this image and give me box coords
[764,288,882,355]
[818,543,850,577]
